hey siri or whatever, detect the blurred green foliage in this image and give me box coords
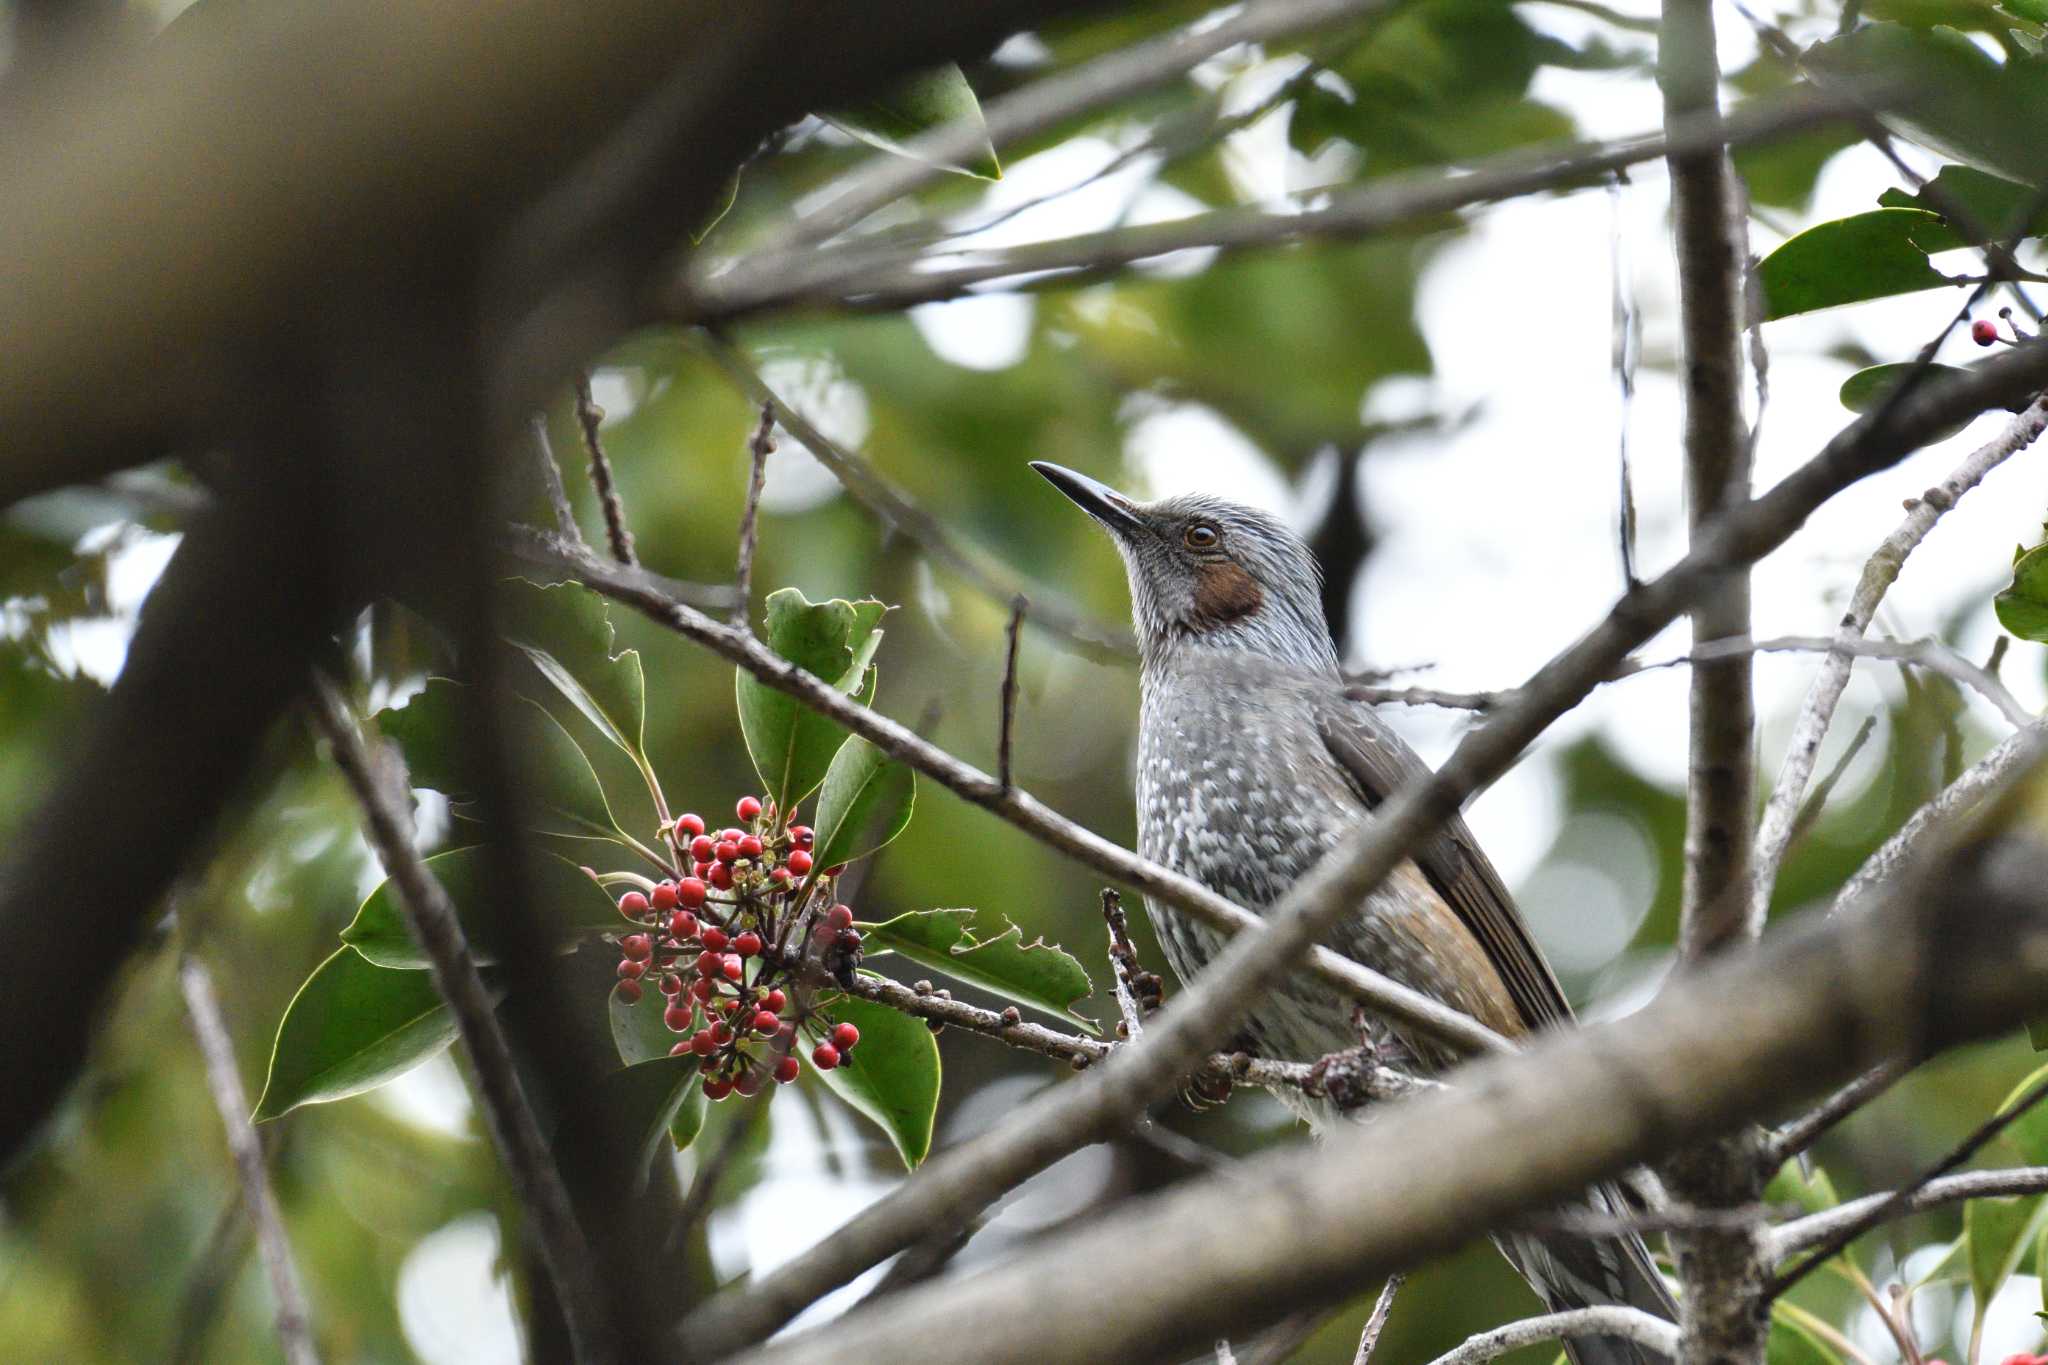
[7,0,2048,1360]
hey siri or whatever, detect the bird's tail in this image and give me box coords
[1498,1181,1679,1365]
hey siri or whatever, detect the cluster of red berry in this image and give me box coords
[608,795,867,1099]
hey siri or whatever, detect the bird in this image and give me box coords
[1030,460,1678,1365]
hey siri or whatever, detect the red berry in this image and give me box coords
[711,1022,733,1045]
[702,1077,733,1101]
[695,949,722,976]
[676,813,706,838]
[701,926,729,952]
[734,1069,763,1097]
[664,1003,692,1032]
[616,979,643,1003]
[737,795,763,821]
[720,828,744,842]
[769,868,792,888]
[774,1056,801,1084]
[734,931,763,957]
[719,996,744,1015]
[617,958,645,980]
[689,835,715,861]
[787,849,814,875]
[812,921,837,946]
[811,1043,841,1070]
[715,840,740,863]
[722,955,745,981]
[763,989,787,1013]
[669,910,698,940]
[739,834,764,859]
[621,933,652,961]
[670,1040,691,1056]
[651,881,679,911]
[1973,319,1998,346]
[754,1009,781,1035]
[691,1029,717,1056]
[825,864,846,877]
[660,973,682,996]
[678,877,707,908]
[791,825,814,849]
[827,904,855,930]
[690,975,716,1002]
[694,861,713,879]
[619,890,649,916]
[709,863,734,890]
[831,1021,860,1051]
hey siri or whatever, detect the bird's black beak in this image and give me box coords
[1030,461,1147,539]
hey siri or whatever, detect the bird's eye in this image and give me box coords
[1183,524,1220,550]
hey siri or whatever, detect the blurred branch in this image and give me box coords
[178,954,319,1365]
[683,87,1866,320]
[528,417,582,542]
[308,679,616,1362]
[1753,394,2048,930]
[1834,718,2048,912]
[508,523,1508,1056]
[698,334,1135,662]
[723,804,2048,1365]
[573,374,636,567]
[998,595,1026,794]
[1422,1307,1680,1365]
[1760,1058,1909,1171]
[167,1191,254,1365]
[765,0,1399,250]
[1767,1166,2048,1261]
[733,403,775,629]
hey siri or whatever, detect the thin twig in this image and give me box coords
[732,404,775,629]
[1609,174,1641,590]
[1769,1074,2048,1297]
[1769,1167,2048,1261]
[1752,393,2048,931]
[1421,1307,1681,1365]
[998,595,1026,794]
[1102,888,1160,1043]
[698,335,1133,662]
[574,372,636,568]
[179,954,320,1365]
[528,416,581,543]
[308,679,615,1362]
[1833,719,2048,912]
[167,1192,253,1365]
[1353,1273,1406,1365]
[1761,1059,1910,1171]
[1785,714,1877,849]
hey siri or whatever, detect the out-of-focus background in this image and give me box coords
[5,0,2048,1360]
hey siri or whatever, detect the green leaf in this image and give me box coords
[254,948,457,1120]
[1839,363,1979,441]
[1967,1193,2046,1325]
[610,978,691,1066]
[501,578,647,761]
[1995,1062,2048,1165]
[823,64,1001,180]
[342,848,624,968]
[1809,24,2048,187]
[1765,1157,1842,1216]
[1767,1303,1847,1365]
[812,735,915,869]
[572,1056,702,1188]
[670,1076,709,1153]
[1996,543,2048,642]
[861,909,1096,1028]
[810,986,940,1169]
[1878,164,2048,242]
[1757,209,1962,318]
[735,589,887,813]
[376,678,623,840]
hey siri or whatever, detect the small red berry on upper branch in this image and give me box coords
[1973,319,1999,346]
[830,1021,860,1051]
[619,890,649,916]
[737,795,763,821]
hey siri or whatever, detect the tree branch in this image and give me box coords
[573,373,637,567]
[1760,1058,1910,1171]
[179,954,320,1365]
[1755,394,2048,926]
[1422,1307,1681,1365]
[307,680,616,1363]
[1768,1167,2048,1261]
[682,87,1865,321]
[732,403,775,629]
[721,803,2048,1365]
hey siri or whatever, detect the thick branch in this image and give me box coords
[1755,395,2048,926]
[725,808,2048,1365]
[1768,1167,2048,1260]
[179,955,319,1365]
[679,335,2048,1356]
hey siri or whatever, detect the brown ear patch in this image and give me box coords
[1192,560,1263,627]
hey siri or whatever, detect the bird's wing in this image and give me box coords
[1317,694,1576,1032]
